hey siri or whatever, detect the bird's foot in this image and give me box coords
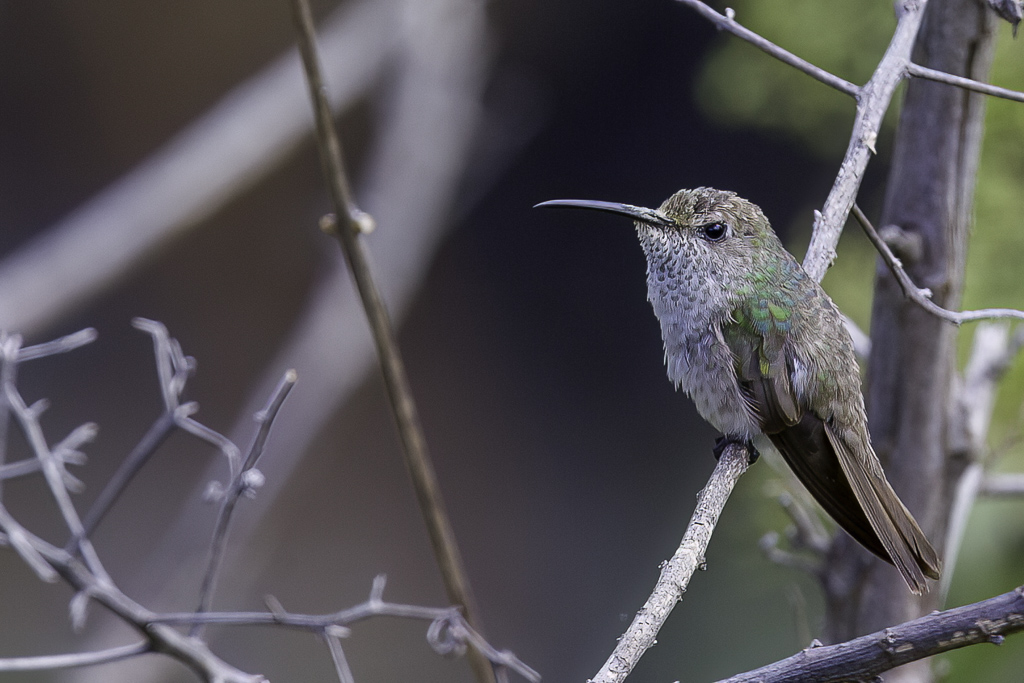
[713,436,760,465]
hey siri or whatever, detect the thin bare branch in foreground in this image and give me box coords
[591,443,752,683]
[717,585,1024,683]
[852,204,1024,324]
[152,575,540,682]
[193,369,297,636]
[0,643,150,672]
[288,2,492,682]
[70,319,242,552]
[0,326,535,681]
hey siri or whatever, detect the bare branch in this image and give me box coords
[717,585,1024,682]
[0,326,536,681]
[0,503,59,582]
[852,205,1024,324]
[941,462,984,600]
[981,473,1024,496]
[71,321,241,551]
[325,636,356,683]
[5,372,111,584]
[908,63,1024,102]
[18,328,99,361]
[15,535,266,682]
[153,576,540,682]
[71,411,176,548]
[288,2,492,682]
[674,1,858,96]
[938,321,1019,598]
[591,443,752,683]
[0,643,150,672]
[192,370,297,636]
[802,0,929,281]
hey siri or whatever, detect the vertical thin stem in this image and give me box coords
[287,3,493,683]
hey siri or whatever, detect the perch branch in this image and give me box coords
[852,205,1024,324]
[590,443,752,683]
[288,2,491,682]
[716,585,1024,682]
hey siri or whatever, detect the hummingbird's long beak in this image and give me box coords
[534,199,674,227]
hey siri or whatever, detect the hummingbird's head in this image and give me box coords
[536,187,783,319]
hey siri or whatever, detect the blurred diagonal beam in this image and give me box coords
[0,0,398,335]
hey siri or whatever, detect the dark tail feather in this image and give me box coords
[768,414,941,594]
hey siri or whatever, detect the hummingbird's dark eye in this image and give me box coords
[699,222,728,242]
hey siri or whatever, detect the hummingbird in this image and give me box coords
[536,187,941,594]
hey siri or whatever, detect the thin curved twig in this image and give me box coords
[590,443,752,683]
[70,320,241,553]
[192,370,297,637]
[0,643,150,672]
[852,204,1024,325]
[674,1,858,96]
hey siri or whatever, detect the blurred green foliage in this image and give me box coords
[695,2,1024,680]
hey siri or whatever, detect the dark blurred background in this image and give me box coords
[1,1,1022,681]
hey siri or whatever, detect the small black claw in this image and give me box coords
[713,437,760,465]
